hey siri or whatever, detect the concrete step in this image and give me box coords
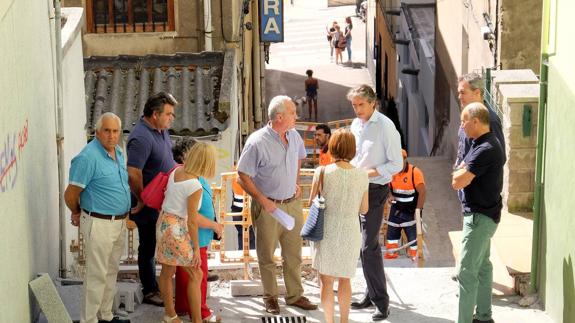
[448,211,533,296]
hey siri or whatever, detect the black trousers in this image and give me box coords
[132,205,160,295]
[359,183,390,312]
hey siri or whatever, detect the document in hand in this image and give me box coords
[271,208,295,230]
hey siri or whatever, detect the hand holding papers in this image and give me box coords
[271,208,295,230]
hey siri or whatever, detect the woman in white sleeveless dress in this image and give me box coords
[309,129,369,323]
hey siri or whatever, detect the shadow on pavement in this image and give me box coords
[266,69,358,123]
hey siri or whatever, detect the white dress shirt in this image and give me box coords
[350,110,403,185]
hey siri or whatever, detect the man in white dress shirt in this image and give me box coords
[348,85,403,321]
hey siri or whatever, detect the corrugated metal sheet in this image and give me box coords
[84,52,228,137]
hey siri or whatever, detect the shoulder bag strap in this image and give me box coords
[318,166,325,198]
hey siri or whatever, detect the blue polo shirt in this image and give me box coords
[198,177,215,248]
[127,118,175,186]
[461,132,505,223]
[69,139,131,215]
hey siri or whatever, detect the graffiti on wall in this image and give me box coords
[0,119,29,193]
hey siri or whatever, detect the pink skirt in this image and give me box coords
[156,212,194,266]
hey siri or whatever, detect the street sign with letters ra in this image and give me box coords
[260,0,284,42]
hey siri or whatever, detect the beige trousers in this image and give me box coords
[80,211,126,323]
[251,199,304,304]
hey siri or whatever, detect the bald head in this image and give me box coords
[460,103,490,139]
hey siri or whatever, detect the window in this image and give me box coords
[86,0,175,33]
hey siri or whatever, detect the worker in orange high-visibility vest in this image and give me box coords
[385,149,426,259]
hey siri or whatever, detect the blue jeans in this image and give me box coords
[346,38,352,61]
[457,212,498,323]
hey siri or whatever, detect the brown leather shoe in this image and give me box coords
[288,296,318,310]
[264,297,280,315]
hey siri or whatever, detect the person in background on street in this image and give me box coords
[156,142,218,323]
[314,124,332,166]
[231,163,256,250]
[237,95,318,315]
[344,17,353,63]
[334,25,344,65]
[171,138,223,323]
[348,85,402,321]
[127,92,178,307]
[384,149,426,260]
[326,21,337,61]
[452,103,504,323]
[64,112,131,323]
[304,69,319,121]
[309,129,369,323]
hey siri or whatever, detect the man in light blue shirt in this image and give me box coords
[237,95,318,315]
[64,112,130,323]
[348,85,402,321]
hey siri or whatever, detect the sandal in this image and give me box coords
[163,315,182,323]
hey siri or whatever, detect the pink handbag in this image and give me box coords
[140,164,181,210]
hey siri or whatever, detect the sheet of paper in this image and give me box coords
[271,208,295,231]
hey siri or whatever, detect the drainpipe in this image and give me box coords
[204,0,213,50]
[252,1,263,127]
[53,0,67,279]
[530,0,552,294]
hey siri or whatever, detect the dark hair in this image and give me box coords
[172,137,198,164]
[315,124,331,136]
[143,92,178,117]
[306,69,313,77]
[329,128,356,161]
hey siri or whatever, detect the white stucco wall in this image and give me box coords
[0,0,59,321]
[61,7,88,273]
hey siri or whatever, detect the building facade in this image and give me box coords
[535,1,575,321]
[434,0,542,160]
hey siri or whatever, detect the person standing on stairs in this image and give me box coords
[452,103,504,323]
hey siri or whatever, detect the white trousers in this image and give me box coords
[80,211,126,323]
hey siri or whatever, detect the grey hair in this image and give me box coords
[458,73,484,95]
[464,102,489,125]
[95,112,122,132]
[347,84,378,103]
[268,95,292,120]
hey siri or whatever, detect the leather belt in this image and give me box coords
[268,195,297,204]
[82,209,128,220]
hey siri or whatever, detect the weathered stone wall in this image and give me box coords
[499,0,542,73]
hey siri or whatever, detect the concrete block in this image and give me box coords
[509,169,534,193]
[29,274,73,323]
[492,69,539,86]
[507,102,538,126]
[508,149,536,170]
[230,280,286,297]
[508,125,538,148]
[497,84,539,104]
[508,193,534,212]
